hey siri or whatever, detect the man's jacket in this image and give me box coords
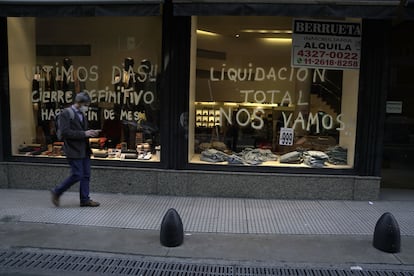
[60,107,92,159]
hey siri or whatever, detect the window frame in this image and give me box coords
[0,3,170,169]
[169,15,391,176]
[0,2,392,177]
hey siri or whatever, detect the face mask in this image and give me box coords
[79,106,89,113]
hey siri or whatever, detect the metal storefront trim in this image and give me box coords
[172,0,414,19]
[0,0,162,16]
[0,0,160,3]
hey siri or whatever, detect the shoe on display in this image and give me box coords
[144,152,152,160]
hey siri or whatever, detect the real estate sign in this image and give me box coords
[292,19,362,70]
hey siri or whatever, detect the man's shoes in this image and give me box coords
[80,200,100,207]
[51,190,60,207]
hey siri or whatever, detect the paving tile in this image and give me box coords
[0,189,413,236]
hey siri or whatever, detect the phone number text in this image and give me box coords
[297,58,359,67]
[296,49,359,60]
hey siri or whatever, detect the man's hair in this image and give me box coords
[74,92,91,104]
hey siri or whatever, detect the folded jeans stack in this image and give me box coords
[280,151,303,164]
[238,148,278,165]
[200,149,229,163]
[303,151,329,168]
[227,154,246,165]
[201,148,278,165]
[325,146,348,165]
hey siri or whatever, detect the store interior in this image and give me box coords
[6,16,361,167]
[188,16,360,168]
[7,17,162,161]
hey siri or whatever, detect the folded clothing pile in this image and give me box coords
[303,151,329,168]
[226,154,245,165]
[280,151,303,164]
[200,148,278,165]
[92,149,108,158]
[121,153,138,159]
[89,138,107,149]
[200,149,229,163]
[237,148,278,165]
[18,144,47,155]
[198,141,228,152]
[325,146,348,165]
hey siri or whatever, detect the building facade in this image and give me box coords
[0,0,413,200]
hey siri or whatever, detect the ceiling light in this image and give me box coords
[224,102,238,107]
[195,101,218,105]
[241,29,293,34]
[262,38,292,44]
[196,29,219,36]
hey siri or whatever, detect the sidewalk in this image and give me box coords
[1,189,413,235]
[0,188,414,271]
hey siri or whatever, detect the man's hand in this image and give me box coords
[85,130,99,138]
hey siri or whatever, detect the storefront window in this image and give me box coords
[8,16,162,162]
[189,16,361,168]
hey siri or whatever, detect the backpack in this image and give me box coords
[55,107,75,141]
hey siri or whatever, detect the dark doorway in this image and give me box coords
[381,20,414,189]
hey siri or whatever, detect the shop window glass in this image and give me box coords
[8,17,162,162]
[189,16,360,168]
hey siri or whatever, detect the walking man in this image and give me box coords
[51,92,100,207]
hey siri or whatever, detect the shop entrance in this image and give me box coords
[381,21,414,190]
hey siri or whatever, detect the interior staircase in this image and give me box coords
[310,71,343,116]
[310,94,337,118]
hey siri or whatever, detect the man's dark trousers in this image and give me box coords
[53,157,91,203]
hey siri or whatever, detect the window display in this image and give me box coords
[8,17,162,162]
[189,16,360,168]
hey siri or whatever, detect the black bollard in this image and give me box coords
[373,212,401,253]
[160,208,184,247]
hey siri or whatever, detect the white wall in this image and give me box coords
[340,70,359,167]
[8,17,37,154]
[195,34,294,102]
[195,16,294,103]
[35,17,162,90]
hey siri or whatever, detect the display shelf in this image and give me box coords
[15,153,160,162]
[190,154,352,169]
